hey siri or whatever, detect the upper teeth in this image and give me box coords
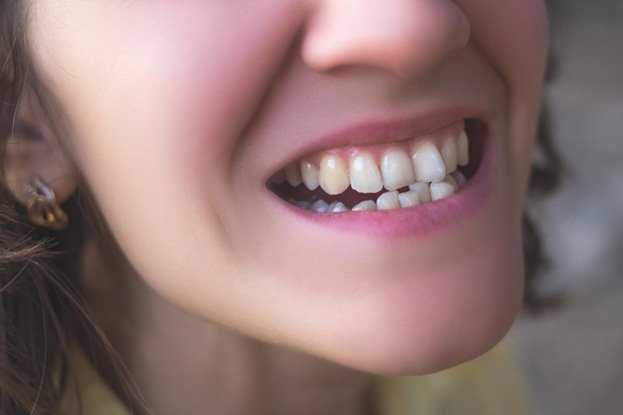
[277,128,470,212]
[381,148,416,191]
[300,160,320,190]
[350,152,383,193]
[319,154,350,195]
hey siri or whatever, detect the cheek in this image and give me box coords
[459,0,549,197]
[25,2,313,322]
[29,1,306,170]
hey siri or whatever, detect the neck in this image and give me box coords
[78,236,377,415]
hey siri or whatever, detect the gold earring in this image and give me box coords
[26,176,68,230]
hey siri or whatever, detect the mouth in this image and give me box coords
[267,118,485,214]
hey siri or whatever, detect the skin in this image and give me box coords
[7,0,548,413]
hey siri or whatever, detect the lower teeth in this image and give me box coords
[290,171,466,213]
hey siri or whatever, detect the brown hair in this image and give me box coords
[0,2,63,413]
[0,2,149,413]
[0,1,563,413]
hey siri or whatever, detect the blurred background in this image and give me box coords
[511,1,623,414]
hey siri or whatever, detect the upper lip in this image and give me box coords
[264,105,486,182]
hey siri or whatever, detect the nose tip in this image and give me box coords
[302,0,470,79]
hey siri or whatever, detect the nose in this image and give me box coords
[302,0,470,79]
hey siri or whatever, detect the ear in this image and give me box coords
[3,89,79,206]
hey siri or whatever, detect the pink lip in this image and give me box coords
[266,114,492,238]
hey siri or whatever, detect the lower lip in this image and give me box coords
[269,124,493,239]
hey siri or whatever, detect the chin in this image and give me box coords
[297,251,525,376]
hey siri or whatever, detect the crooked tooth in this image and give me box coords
[381,148,416,191]
[457,130,469,166]
[376,191,400,210]
[398,191,421,208]
[430,177,456,201]
[328,201,349,213]
[408,182,432,204]
[285,163,302,187]
[310,199,330,212]
[350,152,383,193]
[352,200,377,212]
[412,141,446,183]
[319,155,349,195]
[300,160,320,191]
[441,137,458,173]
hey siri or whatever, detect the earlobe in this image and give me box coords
[3,89,79,210]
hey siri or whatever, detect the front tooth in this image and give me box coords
[300,160,320,191]
[412,141,446,183]
[430,180,456,201]
[328,201,349,213]
[319,155,349,195]
[352,200,377,212]
[350,152,383,193]
[408,182,432,204]
[441,137,458,173]
[376,191,400,210]
[310,199,330,212]
[381,148,416,191]
[398,191,421,208]
[457,130,469,166]
[285,163,302,187]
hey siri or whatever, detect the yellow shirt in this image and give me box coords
[61,341,533,415]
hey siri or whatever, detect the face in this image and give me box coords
[26,0,548,374]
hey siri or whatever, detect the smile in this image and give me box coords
[268,119,484,214]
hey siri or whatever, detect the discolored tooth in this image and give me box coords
[350,152,383,193]
[398,191,421,208]
[352,200,377,212]
[441,137,458,173]
[451,171,467,188]
[328,201,349,213]
[285,163,302,187]
[319,155,350,195]
[381,148,416,191]
[430,180,456,202]
[310,200,330,213]
[408,182,432,204]
[412,141,446,183]
[376,191,400,210]
[457,130,469,166]
[300,160,320,190]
